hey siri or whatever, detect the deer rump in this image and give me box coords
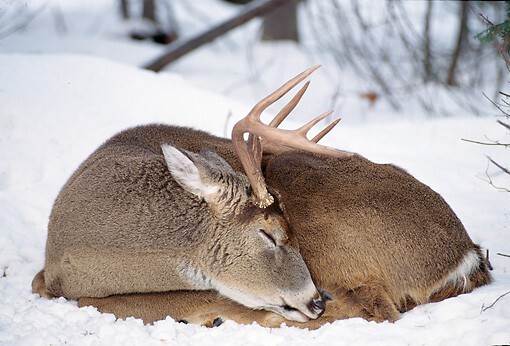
[75,124,491,328]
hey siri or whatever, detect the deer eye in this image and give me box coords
[259,229,277,247]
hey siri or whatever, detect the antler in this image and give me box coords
[232,66,352,208]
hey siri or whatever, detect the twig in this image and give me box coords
[488,157,510,176]
[485,249,494,270]
[481,290,510,313]
[479,13,495,27]
[497,252,510,258]
[461,138,510,146]
[497,119,510,131]
[481,159,510,193]
[483,93,510,117]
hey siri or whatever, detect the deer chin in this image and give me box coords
[267,304,310,323]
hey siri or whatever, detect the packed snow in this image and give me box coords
[0,1,509,345]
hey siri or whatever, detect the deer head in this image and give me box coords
[160,144,321,321]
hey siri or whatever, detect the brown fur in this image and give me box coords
[33,124,492,328]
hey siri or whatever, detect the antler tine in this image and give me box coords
[312,118,341,143]
[296,110,334,136]
[248,65,320,120]
[247,134,263,169]
[261,124,351,159]
[260,108,350,158]
[268,81,310,128]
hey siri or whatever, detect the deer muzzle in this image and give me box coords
[274,287,326,322]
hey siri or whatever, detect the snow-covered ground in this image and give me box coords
[0,1,509,345]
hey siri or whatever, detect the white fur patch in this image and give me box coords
[178,263,272,309]
[161,144,220,199]
[210,277,268,310]
[180,266,213,290]
[444,250,481,290]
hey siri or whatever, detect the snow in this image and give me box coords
[0,1,509,345]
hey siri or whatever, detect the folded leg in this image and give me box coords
[78,281,400,329]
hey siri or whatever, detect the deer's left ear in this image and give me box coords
[161,144,221,201]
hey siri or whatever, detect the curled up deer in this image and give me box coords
[32,67,492,329]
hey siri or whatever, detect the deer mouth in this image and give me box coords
[268,296,324,322]
[268,304,310,323]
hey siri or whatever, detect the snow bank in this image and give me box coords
[0,54,509,345]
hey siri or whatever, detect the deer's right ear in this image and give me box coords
[161,144,221,200]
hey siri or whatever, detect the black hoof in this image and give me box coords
[212,317,223,327]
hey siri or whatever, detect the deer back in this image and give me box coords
[264,151,491,308]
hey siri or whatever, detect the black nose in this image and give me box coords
[309,298,326,314]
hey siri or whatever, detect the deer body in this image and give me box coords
[265,152,489,308]
[34,67,491,328]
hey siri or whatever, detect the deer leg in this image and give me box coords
[182,301,286,328]
[77,283,401,328]
[324,285,401,323]
[78,291,227,325]
[78,290,289,328]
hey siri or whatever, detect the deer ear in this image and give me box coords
[161,144,221,200]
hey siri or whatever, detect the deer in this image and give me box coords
[33,67,492,329]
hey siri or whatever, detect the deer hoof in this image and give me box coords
[212,317,223,327]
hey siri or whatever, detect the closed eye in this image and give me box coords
[259,229,277,247]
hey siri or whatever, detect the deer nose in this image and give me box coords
[308,298,326,316]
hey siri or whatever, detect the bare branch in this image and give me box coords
[497,119,510,131]
[481,290,510,313]
[461,138,510,146]
[482,159,510,192]
[479,13,495,27]
[488,157,510,176]
[483,93,510,117]
[485,249,493,270]
[143,0,294,71]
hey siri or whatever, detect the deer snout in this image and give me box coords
[308,297,326,316]
[280,288,325,322]
[300,292,326,319]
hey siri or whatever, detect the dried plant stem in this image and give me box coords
[481,290,510,313]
